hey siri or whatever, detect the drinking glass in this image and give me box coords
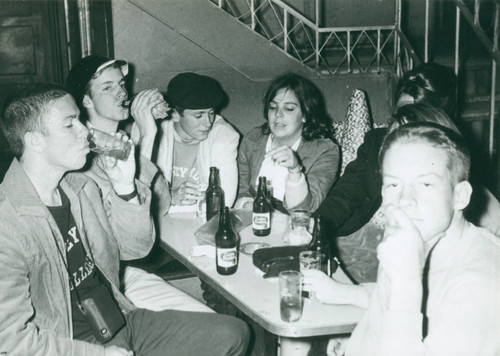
[279,270,303,322]
[290,210,312,231]
[299,251,322,272]
[283,210,312,245]
[87,128,132,161]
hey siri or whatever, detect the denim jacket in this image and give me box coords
[0,159,154,356]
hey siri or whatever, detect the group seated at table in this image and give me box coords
[1,56,500,356]
[0,83,250,355]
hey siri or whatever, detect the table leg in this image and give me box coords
[278,337,311,356]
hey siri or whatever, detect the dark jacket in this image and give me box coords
[316,128,387,237]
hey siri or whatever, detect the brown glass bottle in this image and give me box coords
[215,206,238,275]
[206,167,224,221]
[309,216,332,275]
[253,176,271,236]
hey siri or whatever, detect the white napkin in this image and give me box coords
[189,245,216,258]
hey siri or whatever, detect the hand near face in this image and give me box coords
[98,133,136,195]
[172,181,203,206]
[378,204,428,283]
[265,145,300,170]
[130,89,166,143]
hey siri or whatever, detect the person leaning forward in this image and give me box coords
[0,83,249,356]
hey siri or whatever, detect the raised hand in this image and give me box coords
[98,132,136,195]
[265,145,300,170]
[130,89,166,143]
[172,181,203,206]
[378,204,427,283]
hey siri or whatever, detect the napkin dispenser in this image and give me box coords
[252,245,308,278]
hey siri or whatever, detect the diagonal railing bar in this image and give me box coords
[253,3,276,39]
[299,22,317,54]
[455,0,500,64]
[285,22,307,59]
[379,30,396,63]
[349,31,368,70]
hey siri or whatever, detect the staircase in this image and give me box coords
[207,0,415,75]
[128,0,314,81]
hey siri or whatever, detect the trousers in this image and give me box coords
[84,308,250,356]
[122,266,213,313]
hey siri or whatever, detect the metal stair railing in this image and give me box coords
[209,0,420,75]
[454,0,500,159]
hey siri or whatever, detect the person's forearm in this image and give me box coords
[285,173,308,208]
[337,283,371,308]
[137,133,156,160]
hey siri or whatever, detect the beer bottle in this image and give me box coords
[309,216,332,275]
[253,176,271,236]
[215,206,238,275]
[206,167,224,221]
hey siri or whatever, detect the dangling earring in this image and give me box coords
[301,118,306,123]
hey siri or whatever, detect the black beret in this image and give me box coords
[66,55,128,106]
[167,72,224,110]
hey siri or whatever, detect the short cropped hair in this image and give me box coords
[261,72,333,141]
[379,122,471,185]
[0,83,69,158]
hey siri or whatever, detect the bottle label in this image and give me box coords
[253,213,270,229]
[217,247,237,268]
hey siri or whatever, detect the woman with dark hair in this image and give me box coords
[235,72,339,213]
[395,62,456,115]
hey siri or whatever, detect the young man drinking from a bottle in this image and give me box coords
[303,122,500,355]
[66,55,214,313]
[0,83,249,356]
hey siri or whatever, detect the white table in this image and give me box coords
[158,211,364,353]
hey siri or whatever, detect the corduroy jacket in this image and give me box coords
[0,159,154,356]
[238,126,340,213]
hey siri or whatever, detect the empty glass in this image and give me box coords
[87,128,132,161]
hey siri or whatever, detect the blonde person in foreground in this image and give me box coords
[303,122,500,356]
